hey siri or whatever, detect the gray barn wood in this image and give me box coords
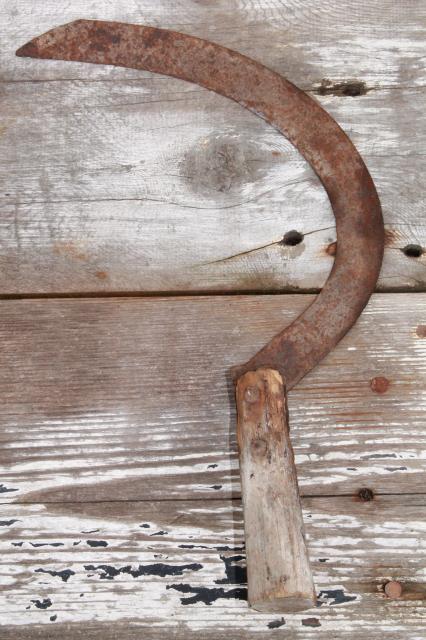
[0,0,425,637]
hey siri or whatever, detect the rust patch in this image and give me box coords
[370,376,390,394]
[416,325,426,338]
[53,241,87,261]
[316,79,369,97]
[302,617,321,627]
[325,241,337,257]
[95,270,108,280]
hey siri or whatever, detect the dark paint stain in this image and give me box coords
[31,598,53,610]
[385,466,407,472]
[316,79,369,97]
[358,488,374,501]
[347,467,357,471]
[139,523,150,528]
[86,540,108,547]
[81,529,100,534]
[318,558,328,563]
[12,541,24,546]
[215,555,247,585]
[30,542,64,548]
[0,519,19,527]
[50,615,57,622]
[211,485,222,490]
[150,530,168,536]
[167,583,247,605]
[0,484,18,493]
[302,617,321,627]
[362,453,397,459]
[267,617,286,629]
[370,376,390,394]
[179,544,210,549]
[73,541,81,546]
[207,464,218,469]
[416,325,426,338]
[84,562,202,580]
[317,589,357,606]
[35,568,75,583]
[80,593,84,597]
[216,544,245,552]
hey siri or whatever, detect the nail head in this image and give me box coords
[384,581,402,599]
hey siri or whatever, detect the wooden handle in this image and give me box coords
[235,368,316,612]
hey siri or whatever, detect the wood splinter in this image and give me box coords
[236,368,316,612]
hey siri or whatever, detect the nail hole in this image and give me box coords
[281,230,304,246]
[358,488,374,501]
[402,244,423,258]
[316,79,368,97]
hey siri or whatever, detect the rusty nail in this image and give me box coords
[370,376,390,394]
[384,581,402,599]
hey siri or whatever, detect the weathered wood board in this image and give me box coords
[0,294,424,504]
[1,1,425,637]
[2,0,425,87]
[1,496,425,637]
[0,1,425,294]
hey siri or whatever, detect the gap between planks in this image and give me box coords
[0,289,424,301]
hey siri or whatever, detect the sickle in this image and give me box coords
[17,20,384,613]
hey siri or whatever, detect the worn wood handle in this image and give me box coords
[236,368,316,612]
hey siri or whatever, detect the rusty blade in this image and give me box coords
[17,20,384,390]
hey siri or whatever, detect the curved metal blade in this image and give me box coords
[17,20,384,389]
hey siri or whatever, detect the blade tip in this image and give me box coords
[16,40,38,58]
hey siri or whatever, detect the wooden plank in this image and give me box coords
[0,293,424,503]
[1,78,425,293]
[0,496,425,637]
[1,0,425,86]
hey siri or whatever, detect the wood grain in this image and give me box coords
[2,0,425,86]
[0,83,424,295]
[0,4,424,294]
[0,2,425,637]
[0,496,425,636]
[0,294,424,504]
[236,369,315,611]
